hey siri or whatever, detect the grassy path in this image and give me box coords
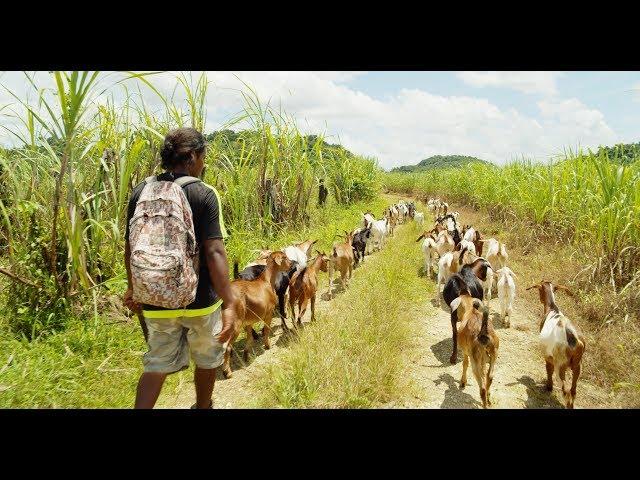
[161,196,613,409]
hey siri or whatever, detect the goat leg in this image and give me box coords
[570,362,580,409]
[545,358,554,392]
[299,297,310,325]
[460,354,469,388]
[243,325,254,363]
[471,357,487,408]
[251,328,261,340]
[486,353,496,406]
[450,313,458,364]
[262,319,272,349]
[278,292,290,332]
[559,365,570,408]
[288,297,298,330]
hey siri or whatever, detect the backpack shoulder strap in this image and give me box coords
[201,182,228,239]
[174,176,202,189]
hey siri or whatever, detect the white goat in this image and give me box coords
[414,212,425,227]
[362,212,376,229]
[369,218,388,253]
[496,267,517,327]
[398,203,409,223]
[463,226,477,243]
[483,263,494,303]
[420,236,437,276]
[417,229,454,277]
[480,238,508,291]
[437,252,455,305]
[458,239,477,256]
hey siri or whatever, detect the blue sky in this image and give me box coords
[1,71,639,169]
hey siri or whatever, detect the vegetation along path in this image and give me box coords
[161,196,612,409]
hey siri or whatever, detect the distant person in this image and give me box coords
[318,178,328,206]
[123,127,237,409]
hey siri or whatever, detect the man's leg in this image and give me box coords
[194,367,216,408]
[135,372,168,409]
[186,309,226,409]
[136,316,188,409]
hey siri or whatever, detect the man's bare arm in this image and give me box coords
[204,238,237,343]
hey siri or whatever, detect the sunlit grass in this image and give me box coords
[248,221,434,408]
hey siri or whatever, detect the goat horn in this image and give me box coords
[554,284,574,297]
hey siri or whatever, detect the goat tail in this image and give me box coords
[565,325,578,348]
[478,307,490,345]
[233,260,240,279]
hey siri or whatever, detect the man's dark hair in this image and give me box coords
[160,127,206,170]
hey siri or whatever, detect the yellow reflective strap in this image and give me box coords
[143,299,223,319]
[202,182,228,239]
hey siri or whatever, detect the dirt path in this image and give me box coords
[390,200,611,409]
[161,196,612,409]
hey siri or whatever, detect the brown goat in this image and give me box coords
[288,251,330,327]
[328,231,354,297]
[451,293,499,408]
[386,209,397,236]
[526,281,585,409]
[222,251,293,378]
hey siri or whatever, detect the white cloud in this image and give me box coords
[535,98,617,154]
[457,71,561,96]
[0,71,619,169]
[632,82,640,103]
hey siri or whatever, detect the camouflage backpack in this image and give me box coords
[129,175,200,309]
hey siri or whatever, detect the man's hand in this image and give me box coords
[217,305,236,344]
[123,287,141,314]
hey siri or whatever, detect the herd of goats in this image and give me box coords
[226,197,585,409]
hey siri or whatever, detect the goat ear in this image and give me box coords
[274,255,282,266]
[450,296,463,313]
[526,284,541,291]
[472,298,483,310]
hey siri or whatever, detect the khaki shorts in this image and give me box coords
[142,308,224,373]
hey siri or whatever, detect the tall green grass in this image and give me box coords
[0,71,382,338]
[384,153,640,292]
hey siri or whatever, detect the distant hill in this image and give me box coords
[391,155,490,172]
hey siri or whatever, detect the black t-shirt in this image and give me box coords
[126,172,227,310]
